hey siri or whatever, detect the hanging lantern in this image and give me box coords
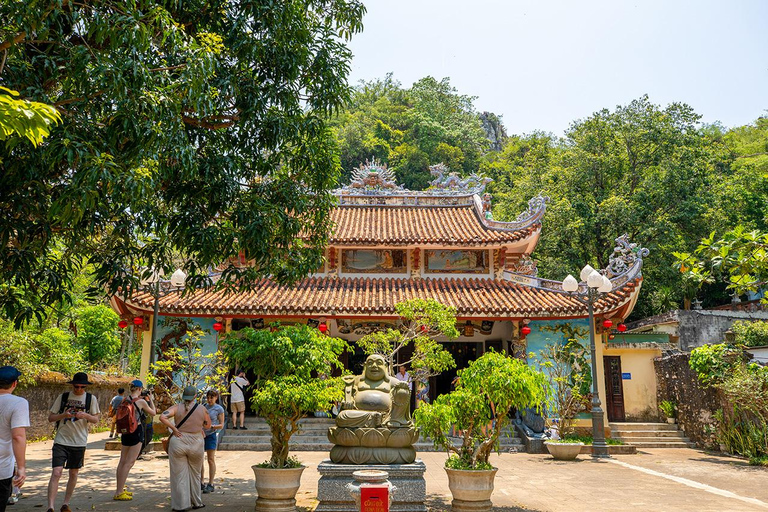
[133,316,144,326]
[213,322,223,332]
[318,322,328,334]
[617,323,627,333]
[521,325,532,336]
[118,320,128,329]
[608,334,616,340]
[602,319,613,329]
[420,325,428,333]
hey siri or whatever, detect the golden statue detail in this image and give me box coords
[328,355,419,464]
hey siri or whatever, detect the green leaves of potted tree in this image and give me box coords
[414,351,548,512]
[540,341,590,460]
[659,400,677,424]
[222,325,347,512]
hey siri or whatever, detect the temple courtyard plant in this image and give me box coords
[414,351,548,511]
[221,325,347,510]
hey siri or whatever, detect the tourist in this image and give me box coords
[229,370,249,430]
[393,365,413,390]
[113,380,156,501]
[159,385,211,512]
[46,372,100,512]
[107,388,125,439]
[139,387,155,457]
[0,366,29,512]
[201,390,225,493]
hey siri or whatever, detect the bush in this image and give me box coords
[75,305,120,364]
[732,320,768,348]
[36,328,86,375]
[0,320,44,386]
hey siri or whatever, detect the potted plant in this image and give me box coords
[659,400,677,424]
[414,351,548,512]
[221,325,347,512]
[539,341,590,460]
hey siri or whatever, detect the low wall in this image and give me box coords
[15,372,131,440]
[654,353,719,449]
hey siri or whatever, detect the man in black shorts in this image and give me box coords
[46,373,100,512]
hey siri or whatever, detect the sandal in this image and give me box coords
[113,491,133,501]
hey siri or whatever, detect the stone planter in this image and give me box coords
[545,441,584,461]
[444,467,498,512]
[252,465,305,512]
[667,417,676,424]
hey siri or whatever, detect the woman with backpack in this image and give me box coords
[159,385,211,512]
[113,380,155,501]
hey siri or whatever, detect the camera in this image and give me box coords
[140,389,150,397]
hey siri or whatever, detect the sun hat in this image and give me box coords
[182,385,198,401]
[68,372,92,385]
[0,366,21,385]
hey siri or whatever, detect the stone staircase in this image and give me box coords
[609,422,696,449]
[218,417,524,452]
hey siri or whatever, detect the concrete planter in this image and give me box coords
[444,467,498,512]
[252,465,305,512]
[545,441,584,461]
[667,418,676,424]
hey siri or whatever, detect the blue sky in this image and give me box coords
[347,0,768,135]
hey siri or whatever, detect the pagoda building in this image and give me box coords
[112,162,659,423]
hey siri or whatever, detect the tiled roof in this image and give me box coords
[122,276,639,319]
[327,205,538,247]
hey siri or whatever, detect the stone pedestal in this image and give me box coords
[317,459,426,512]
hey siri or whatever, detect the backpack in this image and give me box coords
[55,391,93,431]
[115,397,140,434]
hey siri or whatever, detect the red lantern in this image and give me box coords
[133,316,144,326]
[213,322,223,332]
[602,319,613,329]
[521,325,532,336]
[318,323,328,334]
[617,323,627,333]
[118,320,128,329]
[608,334,616,340]
[420,325,428,333]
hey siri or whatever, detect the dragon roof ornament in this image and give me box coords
[428,163,493,195]
[604,234,650,278]
[516,195,550,223]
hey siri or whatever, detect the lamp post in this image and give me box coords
[141,268,187,369]
[562,264,613,459]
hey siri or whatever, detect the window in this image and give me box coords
[424,250,489,274]
[341,249,407,273]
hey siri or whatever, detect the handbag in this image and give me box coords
[162,403,199,454]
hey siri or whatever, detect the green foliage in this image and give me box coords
[444,455,493,471]
[254,456,303,469]
[732,320,768,348]
[356,299,458,383]
[538,340,590,438]
[0,0,365,325]
[659,400,677,419]
[560,435,625,446]
[221,325,347,467]
[414,351,548,468]
[689,343,747,387]
[75,305,120,364]
[0,86,60,147]
[36,328,86,375]
[330,75,491,189]
[0,320,45,386]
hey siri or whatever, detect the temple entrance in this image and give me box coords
[431,342,482,401]
[604,356,626,421]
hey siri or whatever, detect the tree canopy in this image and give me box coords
[0,0,365,324]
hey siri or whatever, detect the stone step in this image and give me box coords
[613,430,687,438]
[615,435,691,443]
[628,441,696,448]
[609,422,679,432]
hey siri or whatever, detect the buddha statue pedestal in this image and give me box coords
[318,355,426,511]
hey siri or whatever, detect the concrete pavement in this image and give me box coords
[9,431,768,512]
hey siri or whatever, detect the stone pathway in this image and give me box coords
[9,432,768,511]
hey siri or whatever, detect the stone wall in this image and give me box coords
[654,353,720,449]
[15,372,131,440]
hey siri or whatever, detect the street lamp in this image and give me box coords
[141,268,187,369]
[562,264,613,459]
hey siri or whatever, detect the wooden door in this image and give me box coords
[603,356,625,422]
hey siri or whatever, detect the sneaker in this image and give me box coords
[231,426,238,430]
[61,505,73,512]
[202,484,209,494]
[206,484,215,493]
[240,425,247,430]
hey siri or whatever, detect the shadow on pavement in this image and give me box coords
[426,496,545,512]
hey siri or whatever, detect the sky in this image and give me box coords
[347,0,768,136]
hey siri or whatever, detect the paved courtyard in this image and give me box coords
[9,431,768,512]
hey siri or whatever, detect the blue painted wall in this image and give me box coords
[525,318,590,369]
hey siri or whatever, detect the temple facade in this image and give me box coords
[112,162,661,423]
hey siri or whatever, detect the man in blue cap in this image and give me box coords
[46,372,100,512]
[0,366,29,512]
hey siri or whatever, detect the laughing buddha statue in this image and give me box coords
[328,354,419,464]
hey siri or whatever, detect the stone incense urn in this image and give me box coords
[328,354,419,464]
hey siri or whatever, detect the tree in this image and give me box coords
[355,299,458,384]
[484,96,726,318]
[0,0,365,325]
[0,86,60,147]
[75,305,120,364]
